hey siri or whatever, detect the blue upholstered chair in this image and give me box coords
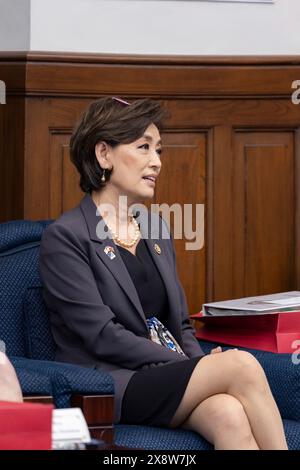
[0,219,114,442]
[1,219,300,450]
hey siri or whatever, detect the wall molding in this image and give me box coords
[1,52,300,98]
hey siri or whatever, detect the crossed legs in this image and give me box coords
[0,352,23,402]
[170,349,287,450]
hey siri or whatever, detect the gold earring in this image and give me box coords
[101,169,106,182]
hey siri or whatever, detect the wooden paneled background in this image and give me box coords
[1,53,300,315]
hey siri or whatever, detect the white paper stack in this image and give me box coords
[203,291,300,316]
[52,408,91,450]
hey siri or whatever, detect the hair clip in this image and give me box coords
[112,96,130,106]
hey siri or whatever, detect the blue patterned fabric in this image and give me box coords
[23,286,56,360]
[283,419,300,450]
[14,366,53,396]
[0,248,39,356]
[199,340,300,422]
[0,220,53,356]
[0,220,52,253]
[115,420,300,450]
[147,316,186,355]
[115,424,212,450]
[11,356,114,408]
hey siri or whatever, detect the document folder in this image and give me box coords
[191,311,300,353]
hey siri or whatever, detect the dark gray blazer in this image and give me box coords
[39,194,204,422]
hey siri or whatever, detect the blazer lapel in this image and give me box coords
[80,194,147,327]
[95,239,148,323]
[80,194,182,341]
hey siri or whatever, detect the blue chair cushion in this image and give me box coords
[283,419,300,450]
[115,420,300,450]
[115,424,212,450]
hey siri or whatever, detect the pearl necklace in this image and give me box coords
[108,216,140,248]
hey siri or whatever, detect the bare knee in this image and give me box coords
[208,395,250,435]
[224,350,269,392]
[183,394,254,448]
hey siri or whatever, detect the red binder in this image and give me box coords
[0,401,53,450]
[191,311,300,353]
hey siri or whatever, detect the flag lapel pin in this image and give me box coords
[104,245,116,260]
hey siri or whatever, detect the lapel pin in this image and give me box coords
[104,245,116,260]
[154,243,161,255]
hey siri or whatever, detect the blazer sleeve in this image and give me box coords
[39,223,188,370]
[166,223,205,358]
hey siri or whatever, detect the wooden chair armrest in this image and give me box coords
[24,394,115,444]
[71,394,114,444]
[23,396,53,404]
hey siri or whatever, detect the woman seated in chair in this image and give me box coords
[0,351,23,403]
[39,97,288,450]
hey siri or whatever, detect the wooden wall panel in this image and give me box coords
[154,132,206,314]
[24,98,89,219]
[1,53,300,311]
[0,97,25,221]
[233,132,295,297]
[49,131,84,219]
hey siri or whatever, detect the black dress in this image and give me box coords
[118,238,203,428]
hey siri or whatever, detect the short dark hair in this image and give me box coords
[70,97,168,194]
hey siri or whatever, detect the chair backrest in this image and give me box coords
[0,220,56,360]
